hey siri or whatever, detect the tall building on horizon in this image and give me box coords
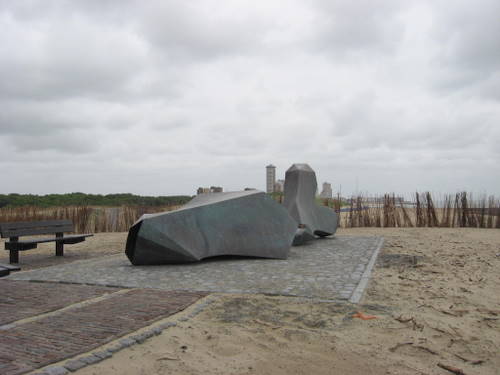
[266,164,276,193]
[319,182,333,199]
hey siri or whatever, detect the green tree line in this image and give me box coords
[0,193,193,208]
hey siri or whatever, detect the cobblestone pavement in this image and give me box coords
[0,283,206,375]
[9,236,383,300]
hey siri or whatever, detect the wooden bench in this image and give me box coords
[0,220,93,264]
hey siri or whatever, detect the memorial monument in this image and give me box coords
[126,190,298,265]
[283,163,338,245]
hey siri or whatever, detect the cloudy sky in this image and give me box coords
[1,0,499,197]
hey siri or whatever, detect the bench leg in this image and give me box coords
[10,250,19,264]
[56,232,64,256]
[56,242,64,256]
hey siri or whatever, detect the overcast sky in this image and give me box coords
[1,0,499,197]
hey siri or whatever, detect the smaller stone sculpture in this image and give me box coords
[292,227,316,246]
[126,190,298,265]
[283,163,338,245]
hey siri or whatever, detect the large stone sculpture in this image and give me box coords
[283,163,338,245]
[126,190,298,265]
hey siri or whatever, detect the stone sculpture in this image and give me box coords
[283,163,338,245]
[126,190,298,265]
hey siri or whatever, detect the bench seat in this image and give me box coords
[5,234,94,251]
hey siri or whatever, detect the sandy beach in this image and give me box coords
[6,228,496,375]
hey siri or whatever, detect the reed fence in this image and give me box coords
[331,192,500,228]
[0,192,498,232]
[0,206,179,233]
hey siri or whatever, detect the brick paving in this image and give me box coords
[0,285,207,375]
[0,280,120,326]
[9,236,384,300]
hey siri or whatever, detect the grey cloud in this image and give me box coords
[8,130,98,154]
[148,119,189,132]
[0,98,105,135]
[330,91,408,148]
[308,0,406,57]
[0,12,151,101]
[197,122,269,157]
[140,6,259,60]
[476,74,500,101]
[2,0,270,61]
[329,89,497,165]
[0,100,80,136]
[429,0,500,93]
[432,0,500,72]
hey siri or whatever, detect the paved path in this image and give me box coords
[0,280,206,375]
[9,236,383,301]
[0,281,116,326]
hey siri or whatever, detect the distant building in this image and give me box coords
[266,164,276,193]
[319,182,333,199]
[274,179,285,193]
[197,187,210,195]
[197,186,223,195]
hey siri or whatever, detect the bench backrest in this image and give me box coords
[0,220,74,238]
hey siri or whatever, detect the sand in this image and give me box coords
[3,228,500,374]
[65,228,500,375]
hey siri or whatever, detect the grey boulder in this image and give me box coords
[283,163,338,243]
[126,190,298,265]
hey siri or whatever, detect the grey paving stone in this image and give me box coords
[131,331,154,343]
[79,355,102,365]
[152,326,163,335]
[64,360,86,372]
[93,350,112,359]
[44,366,69,375]
[8,236,383,301]
[107,345,123,353]
[159,321,177,329]
[118,337,136,347]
